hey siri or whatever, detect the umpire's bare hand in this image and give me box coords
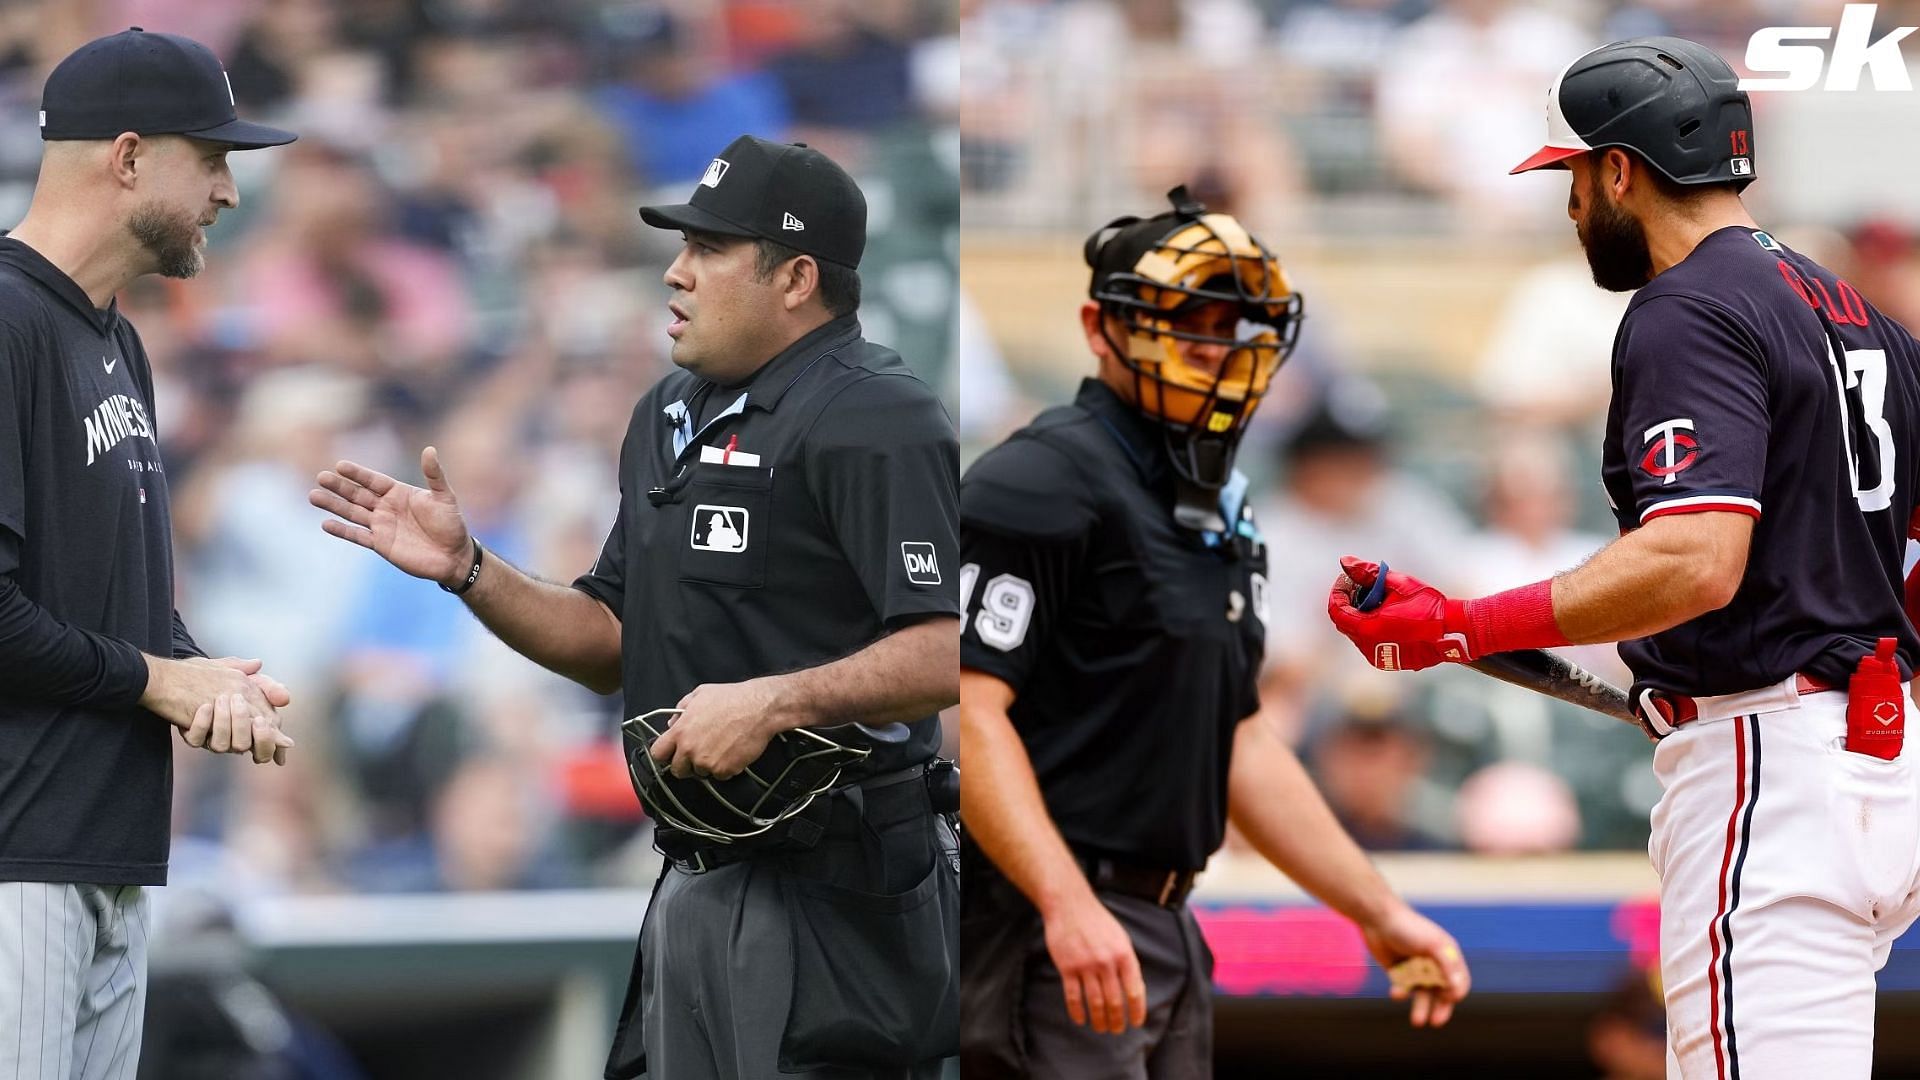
[308,447,473,585]
[1042,889,1149,1035]
[650,679,787,780]
[1360,902,1472,1028]
[139,655,295,765]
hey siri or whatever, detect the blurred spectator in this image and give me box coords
[1474,258,1631,433]
[765,0,916,136]
[592,6,790,189]
[1835,217,1920,333]
[1274,0,1430,77]
[1305,707,1449,851]
[1588,971,1668,1080]
[427,755,566,892]
[1033,0,1305,219]
[1254,380,1472,738]
[240,140,474,390]
[957,0,1046,195]
[1374,0,1591,228]
[1454,760,1581,855]
[953,287,1030,451]
[173,366,379,694]
[226,0,342,112]
[1460,429,1609,595]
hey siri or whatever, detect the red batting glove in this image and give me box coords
[1326,556,1476,672]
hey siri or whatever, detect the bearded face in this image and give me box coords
[127,199,204,280]
[1575,170,1653,293]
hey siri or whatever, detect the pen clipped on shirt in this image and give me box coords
[700,437,761,467]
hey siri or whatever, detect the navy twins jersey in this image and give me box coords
[1601,226,1920,695]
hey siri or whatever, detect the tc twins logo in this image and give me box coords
[1640,418,1699,486]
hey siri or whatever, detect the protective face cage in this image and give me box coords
[1087,188,1303,503]
[620,708,871,844]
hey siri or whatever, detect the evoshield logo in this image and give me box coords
[1742,4,1918,91]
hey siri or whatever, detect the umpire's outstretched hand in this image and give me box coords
[310,447,473,586]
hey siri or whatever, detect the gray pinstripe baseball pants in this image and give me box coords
[0,883,150,1080]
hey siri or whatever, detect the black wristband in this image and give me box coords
[440,538,483,596]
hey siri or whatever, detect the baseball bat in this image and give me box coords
[1352,563,1638,726]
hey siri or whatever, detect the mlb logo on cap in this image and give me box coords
[639,134,867,269]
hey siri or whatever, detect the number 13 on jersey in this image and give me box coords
[1829,340,1895,513]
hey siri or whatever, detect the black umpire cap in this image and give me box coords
[639,134,866,269]
[40,27,296,149]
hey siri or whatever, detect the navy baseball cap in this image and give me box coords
[639,135,865,269]
[40,28,296,149]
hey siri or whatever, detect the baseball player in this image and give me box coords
[0,28,297,1080]
[1329,37,1920,1077]
[961,187,1469,1078]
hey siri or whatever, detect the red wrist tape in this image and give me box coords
[1461,580,1569,656]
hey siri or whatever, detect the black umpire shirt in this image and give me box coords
[0,238,204,885]
[960,379,1267,871]
[573,315,958,784]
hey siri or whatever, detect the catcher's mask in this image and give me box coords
[620,708,871,844]
[1085,185,1302,529]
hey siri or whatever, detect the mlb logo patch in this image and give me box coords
[701,158,730,188]
[1731,157,1752,177]
[690,505,749,552]
[901,541,940,585]
[1751,230,1782,251]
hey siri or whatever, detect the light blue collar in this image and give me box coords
[1202,469,1262,549]
[666,391,749,458]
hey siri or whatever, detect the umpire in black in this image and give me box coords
[959,188,1470,1077]
[311,135,960,1079]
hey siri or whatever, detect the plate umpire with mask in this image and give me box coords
[309,134,961,1079]
[959,188,1470,1077]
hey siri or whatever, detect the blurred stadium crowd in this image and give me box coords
[0,0,957,900]
[961,0,1920,864]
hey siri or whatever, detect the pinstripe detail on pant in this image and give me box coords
[0,883,148,1080]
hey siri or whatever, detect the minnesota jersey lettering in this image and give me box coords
[82,394,153,466]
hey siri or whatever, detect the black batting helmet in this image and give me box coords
[1511,36,1754,190]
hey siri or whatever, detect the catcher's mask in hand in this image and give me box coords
[621,707,871,844]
